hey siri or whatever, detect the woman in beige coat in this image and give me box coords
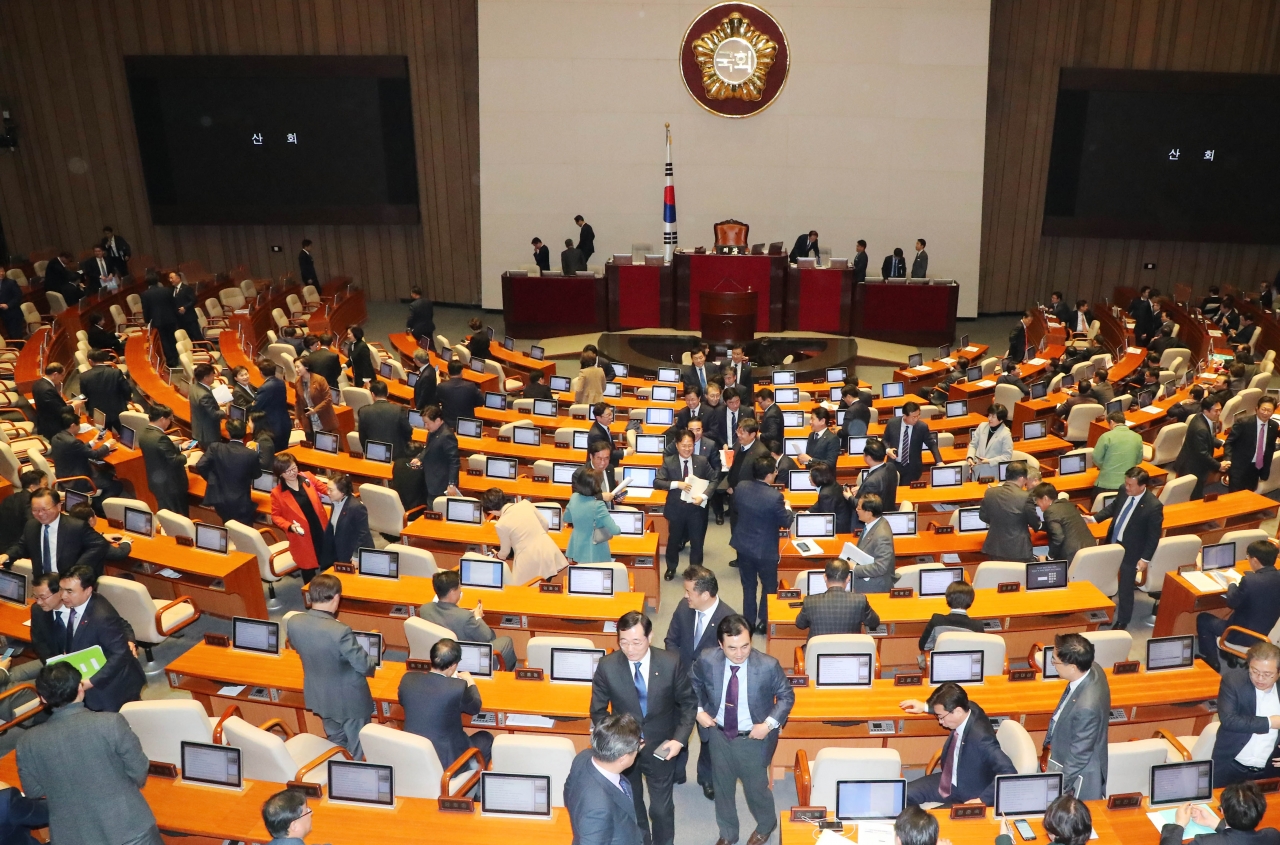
[481,488,568,583]
[575,350,607,406]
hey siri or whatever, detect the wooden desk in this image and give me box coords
[765,582,1112,669]
[388,332,497,394]
[105,531,268,620]
[606,260,674,330]
[853,280,959,347]
[1152,560,1248,638]
[673,253,786,332]
[285,445,394,481]
[893,345,989,389]
[503,271,608,338]
[786,266,853,335]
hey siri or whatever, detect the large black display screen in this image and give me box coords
[126,56,419,225]
[1043,69,1280,242]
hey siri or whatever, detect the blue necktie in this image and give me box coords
[619,776,633,800]
[1113,496,1137,542]
[42,525,51,576]
[633,661,648,717]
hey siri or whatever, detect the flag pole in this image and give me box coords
[663,123,677,263]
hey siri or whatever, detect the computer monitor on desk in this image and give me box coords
[533,503,562,531]
[62,489,89,511]
[1026,560,1068,590]
[313,431,339,454]
[460,556,504,589]
[445,498,483,525]
[181,742,242,790]
[0,570,26,607]
[567,565,616,596]
[635,435,666,455]
[353,631,382,670]
[1149,761,1213,808]
[945,400,968,419]
[929,650,984,685]
[1200,542,1235,571]
[552,462,579,485]
[881,382,905,399]
[603,382,621,398]
[486,457,518,480]
[773,370,796,386]
[835,779,906,821]
[622,467,657,497]
[815,654,872,689]
[480,772,552,819]
[253,472,276,493]
[883,512,917,536]
[327,760,395,808]
[930,466,963,488]
[775,388,799,404]
[195,523,229,554]
[609,510,645,536]
[358,548,399,579]
[919,568,963,597]
[656,367,680,383]
[827,367,847,383]
[650,385,677,402]
[118,425,137,449]
[1022,420,1047,440]
[232,617,280,655]
[646,407,674,426]
[788,470,817,492]
[550,647,605,683]
[512,426,540,446]
[123,507,153,537]
[457,641,493,678]
[456,417,483,438]
[1146,635,1194,671]
[1058,453,1086,476]
[794,513,835,539]
[364,441,392,463]
[807,571,852,595]
[994,773,1062,818]
[956,507,987,532]
[548,376,571,393]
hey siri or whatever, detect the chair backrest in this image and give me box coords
[342,387,373,412]
[1158,474,1196,506]
[1219,530,1269,564]
[1149,423,1187,465]
[1062,447,1094,470]
[102,497,152,523]
[383,543,438,578]
[96,575,166,643]
[219,288,246,310]
[436,334,452,352]
[271,308,289,330]
[404,617,456,660]
[155,509,196,540]
[1009,449,1039,471]
[1187,721,1219,761]
[1070,360,1094,381]
[1221,394,1244,428]
[120,700,213,765]
[360,723,445,798]
[303,285,322,305]
[1065,404,1105,441]
[1090,353,1112,372]
[1250,371,1272,392]
[241,279,258,299]
[205,298,224,319]
[1106,738,1171,796]
[996,719,1040,774]
[453,344,471,365]
[280,610,304,648]
[714,220,749,247]
[266,343,296,372]
[0,443,21,487]
[45,291,67,315]
[489,735,576,807]
[4,269,26,287]
[993,383,1023,411]
[110,304,131,331]
[221,716,299,783]
[359,483,407,538]
[32,260,48,277]
[1083,630,1133,669]
[981,357,999,377]
[934,631,1006,675]
[119,410,149,433]
[286,293,305,314]
[27,451,54,486]
[20,302,40,329]
[1142,535,1202,594]
[1068,544,1125,596]
[226,519,288,583]
[972,561,1028,590]
[803,634,877,676]
[572,561,629,592]
[810,748,902,810]
[792,568,825,597]
[526,636,596,672]
[498,420,535,439]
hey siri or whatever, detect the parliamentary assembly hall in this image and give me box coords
[0,1,1278,844]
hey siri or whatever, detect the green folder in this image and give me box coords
[46,645,108,680]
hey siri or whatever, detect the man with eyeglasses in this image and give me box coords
[898,681,1015,806]
[1213,641,1280,786]
[1042,633,1110,799]
[262,788,325,844]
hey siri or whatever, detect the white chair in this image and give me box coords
[95,575,199,670]
[1034,630,1133,671]
[155,509,195,540]
[933,631,1007,676]
[526,636,596,672]
[1140,535,1202,602]
[1249,371,1272,392]
[1218,530,1269,563]
[993,383,1024,412]
[219,715,343,785]
[1159,721,1219,764]
[981,357,1000,377]
[1062,447,1094,470]
[489,735,576,807]
[119,410,150,433]
[102,497,152,523]
[120,700,213,765]
[225,519,297,609]
[1106,738,1172,796]
[889,563,947,594]
[498,420,535,439]
[1158,474,1196,505]
[1010,449,1040,471]
[27,451,54,486]
[382,543,439,578]
[798,747,901,809]
[341,386,373,412]
[361,483,426,540]
[280,610,304,649]
[453,344,471,365]
[360,723,482,799]
[219,287,247,310]
[997,720,1040,774]
[1143,422,1186,465]
[1090,353,1113,372]
[45,291,67,316]
[1069,544,1125,598]
[1221,395,1244,428]
[799,634,879,678]
[405,617,456,660]
[972,561,1028,590]
[1064,404,1104,443]
[1258,453,1280,497]
[790,569,825,597]
[1070,360,1095,382]
[1068,320,1101,349]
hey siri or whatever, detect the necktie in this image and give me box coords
[682,460,689,479]
[1113,495,1137,542]
[1257,423,1267,469]
[98,259,106,276]
[65,607,77,652]
[730,411,736,433]
[938,729,958,799]
[619,776,633,800]
[699,368,706,389]
[42,525,51,576]
[723,665,740,739]
[633,661,648,717]
[1044,683,1073,749]
[900,424,910,462]
[693,611,706,645]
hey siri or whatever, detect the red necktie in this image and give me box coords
[683,460,689,479]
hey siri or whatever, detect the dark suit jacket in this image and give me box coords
[31,378,68,441]
[1225,414,1280,491]
[655,454,716,514]
[590,647,696,752]
[100,235,131,274]
[0,786,46,845]
[706,405,753,448]
[795,589,880,638]
[7,514,108,580]
[193,441,261,509]
[140,283,177,328]
[758,403,784,446]
[298,249,318,284]
[1220,566,1280,647]
[138,424,189,515]
[79,365,132,429]
[79,256,110,291]
[691,648,794,761]
[882,417,942,483]
[673,402,710,432]
[562,248,586,275]
[358,400,412,459]
[577,223,596,260]
[1042,500,1096,564]
[1096,489,1163,570]
[681,364,714,394]
[726,439,769,489]
[47,595,145,711]
[420,427,460,501]
[320,497,373,570]
[587,421,623,469]
[790,235,819,263]
[0,278,22,338]
[48,431,110,493]
[399,669,484,765]
[288,609,375,720]
[728,480,792,561]
[1046,663,1111,799]
[805,429,840,467]
[856,462,899,521]
[533,245,550,271]
[413,367,439,410]
[1159,821,1280,845]
[252,376,293,446]
[910,249,928,278]
[1051,300,1073,325]
[918,609,985,651]
[852,251,868,282]
[436,377,481,429]
[664,598,736,669]
[522,380,551,401]
[841,398,872,437]
[1008,322,1028,363]
[1129,297,1158,342]
[814,483,853,534]
[564,748,643,845]
[406,297,435,339]
[171,283,198,329]
[189,381,225,447]
[86,326,124,356]
[1174,413,1220,483]
[979,482,1040,562]
[306,348,341,388]
[928,702,1015,804]
[1214,668,1280,782]
[348,339,376,388]
[881,254,906,278]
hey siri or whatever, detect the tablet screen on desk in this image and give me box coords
[512,426,540,446]
[195,523,228,554]
[457,641,493,677]
[358,548,399,579]
[945,400,968,418]
[956,507,988,532]
[929,650,983,685]
[534,504,562,531]
[354,631,382,668]
[549,647,604,682]
[331,388,342,405]
[847,436,869,456]
[611,362,629,378]
[816,654,872,688]
[486,457,517,479]
[118,425,136,449]
[328,760,394,807]
[827,367,847,383]
[549,376,571,393]
[1147,635,1194,671]
[470,358,486,374]
[784,437,806,457]
[460,556,504,589]
[232,617,280,655]
[775,388,799,404]
[1150,761,1213,807]
[1026,560,1068,590]
[181,741,242,789]
[646,407,673,426]
[938,345,951,361]
[966,366,983,382]
[881,382,905,399]
[253,472,276,493]
[228,404,247,423]
[919,568,963,597]
[883,512,916,536]
[772,370,796,386]
[623,466,657,492]
[572,430,590,450]
[552,462,579,485]
[788,470,816,492]
[1030,381,1048,400]
[794,513,835,539]
[484,392,507,411]
[503,336,514,351]
[651,385,677,402]
[480,772,551,818]
[829,386,844,402]
[567,565,615,596]
[656,367,680,383]
[994,773,1061,817]
[1106,398,1123,416]
[313,431,339,454]
[379,361,393,378]
[1040,646,1060,679]
[1058,453,1086,475]
[930,466,963,488]
[1022,420,1047,440]
[908,353,923,368]
[603,382,621,398]
[406,371,419,388]
[124,507,153,537]
[364,441,392,463]
[532,399,558,418]
[445,498,482,525]
[457,417,483,438]
[62,489,89,511]
[1201,542,1235,571]
[609,510,645,536]
[0,570,26,606]
[635,435,666,455]
[836,779,905,820]
[807,571,852,595]
[529,345,545,361]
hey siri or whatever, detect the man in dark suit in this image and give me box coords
[655,429,716,580]
[302,335,341,387]
[138,405,190,517]
[574,215,596,262]
[706,386,752,451]
[193,419,262,528]
[420,570,516,672]
[411,406,460,506]
[189,363,226,451]
[561,239,586,274]
[1008,310,1032,363]
[798,408,839,468]
[297,239,318,286]
[853,440,898,528]
[319,475,373,571]
[789,231,819,264]
[1173,394,1225,499]
[1158,781,1280,845]
[1049,291,1073,326]
[406,286,436,344]
[754,388,783,446]
[51,566,147,711]
[1032,482,1096,565]
[917,581,986,652]
[693,614,794,845]
[0,490,107,580]
[32,363,75,442]
[251,359,293,447]
[1197,541,1280,673]
[1044,633,1111,799]
[0,272,23,340]
[588,404,626,470]
[522,370,552,400]
[681,348,713,395]
[852,240,869,282]
[1234,314,1260,351]
[590,612,696,845]
[670,385,706,433]
[99,226,131,276]
[730,455,794,635]
[852,494,896,593]
[79,246,113,293]
[42,253,83,305]
[883,401,942,484]
[1224,396,1280,492]
[685,419,720,471]
[840,385,873,437]
[725,417,769,554]
[1070,298,1096,337]
[435,360,481,429]
[795,560,880,638]
[1091,466,1162,631]
[530,237,551,271]
[980,461,1040,562]
[1127,287,1158,345]
[288,574,377,758]
[881,248,907,278]
[1212,642,1280,786]
[79,350,133,433]
[911,238,929,278]
[49,410,118,509]
[900,683,1016,805]
[722,345,753,403]
[358,381,412,459]
[663,565,735,797]
[399,638,493,765]
[767,440,798,479]
[169,271,201,340]
[141,274,180,365]
[564,713,644,845]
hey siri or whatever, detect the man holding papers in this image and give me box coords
[49,566,145,712]
[851,495,895,593]
[655,429,716,581]
[1196,541,1280,673]
[794,560,880,638]
[899,682,1015,806]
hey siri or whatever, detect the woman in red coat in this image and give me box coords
[270,453,328,583]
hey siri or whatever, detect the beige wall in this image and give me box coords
[479,0,991,317]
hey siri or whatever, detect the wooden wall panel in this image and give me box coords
[0,0,480,305]
[980,0,1280,314]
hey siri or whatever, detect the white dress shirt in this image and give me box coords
[692,598,720,646]
[630,648,651,690]
[1236,684,1280,768]
[706,656,779,732]
[591,757,627,792]
[1113,493,1142,542]
[55,595,89,639]
[41,516,61,575]
[949,710,972,781]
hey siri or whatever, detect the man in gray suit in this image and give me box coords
[980,461,1041,562]
[795,559,881,638]
[189,363,227,451]
[1033,482,1096,565]
[17,662,161,845]
[399,638,493,765]
[911,238,929,278]
[852,494,896,593]
[419,569,517,672]
[1044,633,1111,800]
[288,574,377,758]
[693,614,795,845]
[138,404,190,516]
[564,713,645,845]
[562,238,587,275]
[357,380,413,459]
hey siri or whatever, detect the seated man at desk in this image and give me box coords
[1158,781,1280,845]
[1196,540,1280,673]
[399,637,494,765]
[420,570,517,672]
[794,560,880,638]
[262,789,322,845]
[899,682,1016,806]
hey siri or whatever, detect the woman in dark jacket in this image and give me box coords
[250,411,277,472]
[810,460,853,534]
[346,325,376,388]
[465,317,491,361]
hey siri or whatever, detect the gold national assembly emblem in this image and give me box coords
[680,3,789,118]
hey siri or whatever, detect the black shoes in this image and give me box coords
[754,621,767,636]
[663,569,676,581]
[728,559,738,568]
[703,783,716,800]
[715,513,724,525]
